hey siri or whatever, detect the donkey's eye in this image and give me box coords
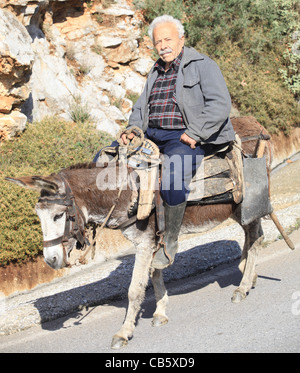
[54,212,64,222]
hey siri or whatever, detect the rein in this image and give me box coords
[40,174,87,266]
[40,172,131,267]
[77,175,128,265]
[41,129,149,267]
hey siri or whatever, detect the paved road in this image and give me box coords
[0,229,299,354]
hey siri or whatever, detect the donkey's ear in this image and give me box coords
[5,176,59,194]
[31,176,59,194]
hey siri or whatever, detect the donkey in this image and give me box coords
[6,117,275,349]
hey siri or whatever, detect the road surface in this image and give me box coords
[0,228,299,354]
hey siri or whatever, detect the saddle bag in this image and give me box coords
[187,135,244,205]
[240,156,273,225]
[97,127,160,221]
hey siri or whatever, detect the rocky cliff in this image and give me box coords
[0,0,154,140]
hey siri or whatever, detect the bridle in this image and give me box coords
[39,174,88,266]
[39,168,137,267]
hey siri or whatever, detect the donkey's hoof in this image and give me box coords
[231,289,246,304]
[111,335,128,350]
[152,314,168,327]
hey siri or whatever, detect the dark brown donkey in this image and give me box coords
[6,117,287,349]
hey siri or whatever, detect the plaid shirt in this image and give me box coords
[148,49,185,130]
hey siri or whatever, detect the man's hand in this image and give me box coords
[180,133,197,149]
[121,131,135,145]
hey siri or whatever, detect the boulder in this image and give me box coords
[133,57,154,76]
[92,109,121,137]
[104,39,139,64]
[94,3,134,17]
[0,111,27,140]
[110,84,126,100]
[0,97,15,114]
[123,71,145,96]
[96,36,123,48]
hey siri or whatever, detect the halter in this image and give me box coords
[39,174,87,266]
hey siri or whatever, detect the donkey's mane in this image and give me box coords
[57,160,121,175]
[48,162,99,178]
[55,162,99,176]
[64,162,97,171]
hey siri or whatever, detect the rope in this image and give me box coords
[76,127,144,265]
[77,176,127,265]
[117,127,144,154]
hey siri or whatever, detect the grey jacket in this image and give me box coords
[128,46,235,145]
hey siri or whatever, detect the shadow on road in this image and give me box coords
[35,239,242,332]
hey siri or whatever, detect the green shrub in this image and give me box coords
[0,118,112,266]
[217,44,299,134]
[69,95,91,124]
[137,0,299,132]
[134,0,185,23]
[184,0,297,59]
[279,39,300,99]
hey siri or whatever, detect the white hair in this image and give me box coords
[148,15,185,42]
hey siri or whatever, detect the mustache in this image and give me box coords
[159,48,173,56]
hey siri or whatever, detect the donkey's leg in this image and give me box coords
[238,226,250,275]
[232,219,263,303]
[111,245,154,349]
[151,268,169,327]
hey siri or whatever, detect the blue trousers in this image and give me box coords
[146,128,205,206]
[93,128,205,206]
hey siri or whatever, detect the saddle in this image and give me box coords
[97,127,244,220]
[187,135,243,205]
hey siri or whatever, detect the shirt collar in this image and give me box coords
[155,48,184,73]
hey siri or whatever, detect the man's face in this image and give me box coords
[153,22,184,68]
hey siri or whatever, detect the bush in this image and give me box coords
[0,118,112,266]
[184,0,297,60]
[184,0,300,102]
[134,0,184,23]
[217,43,299,134]
[137,0,299,133]
[69,95,91,124]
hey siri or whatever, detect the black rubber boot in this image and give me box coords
[152,201,187,269]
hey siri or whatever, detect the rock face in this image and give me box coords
[0,0,154,139]
[0,8,34,139]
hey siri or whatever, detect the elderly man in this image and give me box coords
[120,15,235,269]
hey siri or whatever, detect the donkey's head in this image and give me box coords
[6,175,86,269]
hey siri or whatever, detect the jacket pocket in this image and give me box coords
[183,75,199,87]
[183,78,204,107]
